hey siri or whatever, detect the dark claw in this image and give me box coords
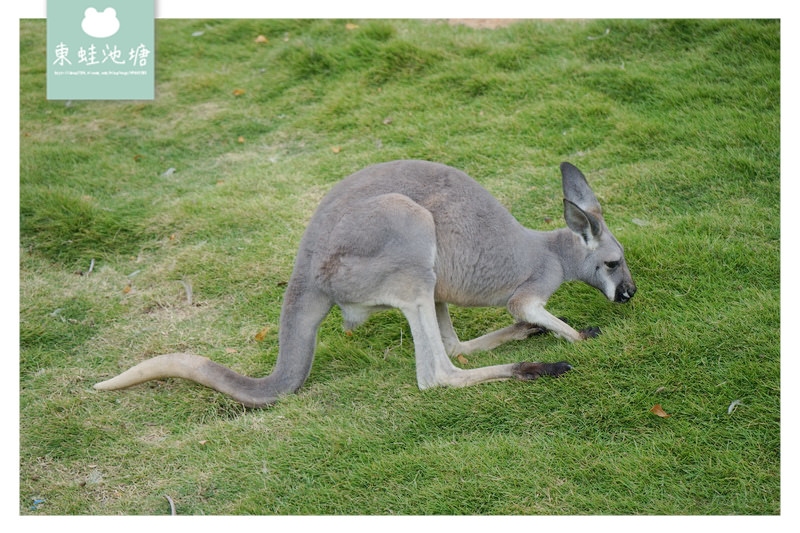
[579,326,602,339]
[520,322,547,337]
[546,361,573,377]
[512,361,573,381]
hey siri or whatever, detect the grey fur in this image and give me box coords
[95,160,636,407]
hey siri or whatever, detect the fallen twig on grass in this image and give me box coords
[728,399,744,414]
[164,494,176,515]
[180,279,193,306]
[587,28,610,40]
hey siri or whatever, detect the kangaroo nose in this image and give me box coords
[615,282,636,303]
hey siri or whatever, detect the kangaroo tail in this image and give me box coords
[94,275,332,408]
[93,352,283,407]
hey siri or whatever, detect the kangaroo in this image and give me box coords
[95,160,636,407]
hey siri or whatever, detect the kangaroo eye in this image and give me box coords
[605,261,620,269]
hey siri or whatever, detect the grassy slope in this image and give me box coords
[19,19,779,514]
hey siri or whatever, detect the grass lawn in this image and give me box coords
[19,19,779,515]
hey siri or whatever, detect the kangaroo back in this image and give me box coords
[310,160,534,306]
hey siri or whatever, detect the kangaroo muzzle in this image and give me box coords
[614,281,637,303]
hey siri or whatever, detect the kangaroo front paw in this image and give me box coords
[510,321,547,340]
[579,326,602,339]
[512,361,573,381]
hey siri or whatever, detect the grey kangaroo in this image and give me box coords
[95,160,636,407]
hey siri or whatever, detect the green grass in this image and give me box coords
[19,19,779,515]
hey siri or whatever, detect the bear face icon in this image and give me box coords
[81,7,120,38]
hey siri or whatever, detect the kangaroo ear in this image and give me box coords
[561,162,601,214]
[564,199,602,246]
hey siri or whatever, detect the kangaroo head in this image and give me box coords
[560,162,637,303]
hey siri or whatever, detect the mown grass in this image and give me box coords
[19,19,779,515]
